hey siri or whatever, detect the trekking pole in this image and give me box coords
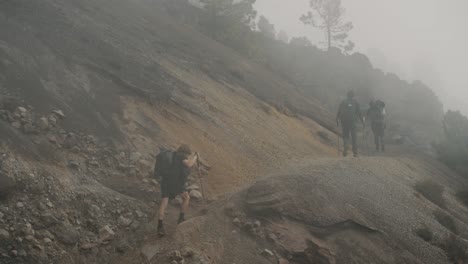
[196,153,208,214]
[336,121,341,156]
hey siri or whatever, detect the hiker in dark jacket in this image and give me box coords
[337,90,364,157]
[367,100,387,152]
[157,144,198,237]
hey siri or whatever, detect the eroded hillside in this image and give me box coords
[0,1,466,264]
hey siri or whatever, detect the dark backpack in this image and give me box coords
[153,148,174,180]
[340,99,359,124]
[374,100,386,122]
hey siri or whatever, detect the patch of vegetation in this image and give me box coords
[438,235,468,264]
[435,111,468,180]
[433,210,457,234]
[455,190,468,208]
[414,180,446,208]
[415,227,433,242]
[317,131,331,143]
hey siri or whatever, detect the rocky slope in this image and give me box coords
[0,0,467,264]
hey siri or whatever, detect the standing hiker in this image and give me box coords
[337,90,364,157]
[154,144,198,237]
[367,100,387,152]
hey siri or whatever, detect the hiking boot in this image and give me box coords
[157,222,166,237]
[177,214,185,225]
[157,226,166,237]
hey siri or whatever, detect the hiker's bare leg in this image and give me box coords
[177,192,190,224]
[180,192,190,214]
[158,197,169,220]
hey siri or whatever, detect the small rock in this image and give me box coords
[38,202,47,211]
[46,201,53,208]
[52,110,65,119]
[43,238,52,244]
[37,117,49,130]
[88,204,101,218]
[18,223,35,236]
[267,233,278,243]
[54,225,79,246]
[23,123,35,134]
[99,226,115,242]
[116,239,131,253]
[10,250,18,257]
[254,220,261,228]
[17,249,27,257]
[233,218,241,227]
[135,210,144,218]
[130,221,140,230]
[137,159,152,170]
[0,212,4,219]
[182,247,195,258]
[150,179,159,186]
[18,106,27,114]
[129,152,142,162]
[48,135,57,144]
[88,160,99,167]
[33,244,44,251]
[186,184,200,191]
[80,243,95,250]
[0,228,10,239]
[243,222,254,231]
[171,250,184,261]
[278,258,290,264]
[262,249,274,257]
[118,215,132,227]
[39,213,59,228]
[68,160,80,169]
[189,190,203,200]
[48,115,57,127]
[11,121,21,129]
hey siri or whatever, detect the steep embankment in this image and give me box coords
[0,0,336,196]
[0,1,339,263]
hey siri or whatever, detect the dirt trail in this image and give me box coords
[111,149,468,264]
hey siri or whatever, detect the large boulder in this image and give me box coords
[245,158,468,264]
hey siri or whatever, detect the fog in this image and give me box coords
[255,0,468,115]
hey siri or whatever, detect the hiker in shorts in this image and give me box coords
[337,90,364,157]
[156,144,198,237]
[367,100,387,152]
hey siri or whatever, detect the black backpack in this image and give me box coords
[153,148,174,180]
[374,100,386,122]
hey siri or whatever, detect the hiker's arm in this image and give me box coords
[183,154,198,168]
[336,104,342,125]
[356,103,364,124]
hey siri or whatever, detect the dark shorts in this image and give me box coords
[372,122,385,136]
[160,178,186,200]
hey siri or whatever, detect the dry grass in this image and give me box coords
[414,180,446,208]
[433,210,457,234]
[456,190,468,208]
[415,227,433,242]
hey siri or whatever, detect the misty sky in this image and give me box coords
[255,0,468,115]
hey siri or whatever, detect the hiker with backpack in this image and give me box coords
[154,144,198,237]
[336,90,364,157]
[367,100,387,152]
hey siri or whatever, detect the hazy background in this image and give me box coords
[255,0,468,115]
